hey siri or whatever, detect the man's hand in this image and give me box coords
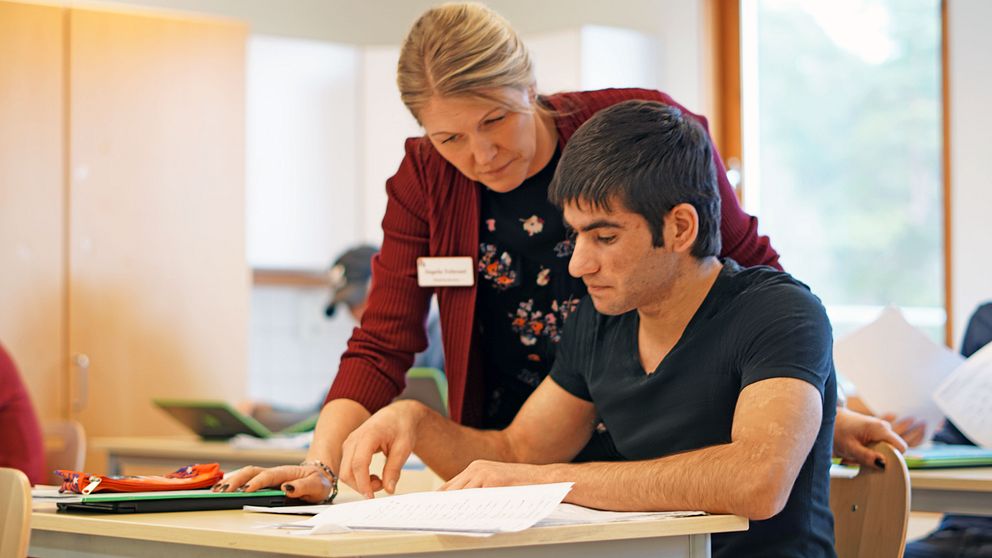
[339,400,428,499]
[213,464,333,503]
[834,407,908,468]
[439,460,550,491]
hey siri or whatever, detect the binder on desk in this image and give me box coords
[904,444,992,469]
[153,399,317,440]
[55,488,287,513]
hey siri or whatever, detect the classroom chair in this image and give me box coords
[0,467,32,558]
[43,420,86,484]
[397,368,448,416]
[830,442,911,558]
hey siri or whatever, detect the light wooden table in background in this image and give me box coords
[94,436,308,477]
[909,467,992,515]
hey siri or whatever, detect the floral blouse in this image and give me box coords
[476,150,586,429]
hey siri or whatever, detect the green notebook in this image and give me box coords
[56,488,287,513]
[904,444,992,469]
[153,398,317,440]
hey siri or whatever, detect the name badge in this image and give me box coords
[417,257,475,287]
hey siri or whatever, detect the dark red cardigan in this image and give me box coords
[327,88,781,425]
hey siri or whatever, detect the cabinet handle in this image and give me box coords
[73,353,90,414]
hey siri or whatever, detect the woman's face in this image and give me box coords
[419,88,557,193]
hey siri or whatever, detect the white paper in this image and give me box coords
[934,341,992,448]
[247,501,705,526]
[833,306,963,436]
[279,483,573,536]
[535,503,704,527]
[229,432,313,450]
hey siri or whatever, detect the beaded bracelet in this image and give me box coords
[300,460,339,504]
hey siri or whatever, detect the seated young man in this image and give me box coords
[333,100,837,556]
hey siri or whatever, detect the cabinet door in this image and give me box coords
[67,9,250,444]
[0,1,66,421]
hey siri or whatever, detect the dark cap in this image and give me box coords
[325,245,378,317]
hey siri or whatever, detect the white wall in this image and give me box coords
[359,46,421,245]
[246,36,360,269]
[948,0,992,346]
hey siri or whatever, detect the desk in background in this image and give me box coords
[93,436,442,494]
[94,436,307,476]
[910,467,992,515]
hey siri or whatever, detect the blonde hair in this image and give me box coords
[397,2,537,123]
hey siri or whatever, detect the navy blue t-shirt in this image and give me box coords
[551,260,837,557]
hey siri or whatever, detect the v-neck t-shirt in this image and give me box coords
[550,259,837,557]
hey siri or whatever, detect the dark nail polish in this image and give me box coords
[220,483,229,491]
[284,484,295,493]
[875,458,886,470]
[211,483,220,491]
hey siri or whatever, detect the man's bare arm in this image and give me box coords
[444,377,822,520]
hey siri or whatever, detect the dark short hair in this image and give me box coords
[548,100,721,258]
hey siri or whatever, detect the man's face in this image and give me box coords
[563,198,680,315]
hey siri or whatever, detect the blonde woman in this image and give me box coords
[220,2,900,502]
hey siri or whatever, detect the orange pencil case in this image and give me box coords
[55,463,224,494]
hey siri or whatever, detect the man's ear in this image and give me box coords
[664,203,700,254]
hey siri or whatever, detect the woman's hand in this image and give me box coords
[339,400,429,499]
[213,464,334,504]
[834,407,908,469]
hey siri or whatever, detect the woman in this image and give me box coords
[221,2,902,502]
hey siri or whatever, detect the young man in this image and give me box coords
[325,101,839,555]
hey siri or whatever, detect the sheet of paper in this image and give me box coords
[247,501,705,525]
[833,306,963,435]
[280,482,573,536]
[934,341,992,448]
[535,503,704,527]
[229,432,313,450]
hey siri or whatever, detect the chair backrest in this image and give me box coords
[0,467,32,558]
[43,420,86,483]
[397,368,448,416]
[830,442,910,558]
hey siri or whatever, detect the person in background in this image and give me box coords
[248,245,444,431]
[221,2,907,502]
[0,341,46,485]
[844,384,927,447]
[905,302,992,558]
[325,245,444,372]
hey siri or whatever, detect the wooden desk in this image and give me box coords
[909,467,992,515]
[94,436,307,476]
[29,501,747,558]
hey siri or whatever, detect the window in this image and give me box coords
[739,0,944,339]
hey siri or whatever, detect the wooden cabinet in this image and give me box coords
[0,2,249,466]
[0,1,67,423]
